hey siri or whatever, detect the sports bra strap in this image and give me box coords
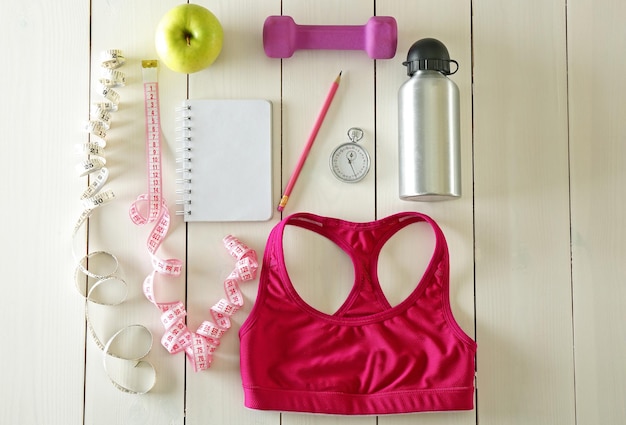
[280,212,447,261]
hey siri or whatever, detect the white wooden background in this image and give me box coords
[1,0,624,424]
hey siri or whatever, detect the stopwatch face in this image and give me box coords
[329,142,370,183]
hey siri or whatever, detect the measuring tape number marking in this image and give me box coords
[73,50,156,394]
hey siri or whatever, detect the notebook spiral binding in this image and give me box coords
[175,104,192,216]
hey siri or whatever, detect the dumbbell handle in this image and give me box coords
[295,24,370,51]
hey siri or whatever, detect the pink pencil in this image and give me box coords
[277,71,342,212]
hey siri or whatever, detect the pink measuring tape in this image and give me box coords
[157,236,258,371]
[130,60,258,371]
[129,60,182,280]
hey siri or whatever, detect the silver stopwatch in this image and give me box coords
[329,127,370,183]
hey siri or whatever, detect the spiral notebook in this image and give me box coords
[176,99,273,222]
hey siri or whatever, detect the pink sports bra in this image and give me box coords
[239,212,476,415]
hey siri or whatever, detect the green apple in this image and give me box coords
[155,4,224,74]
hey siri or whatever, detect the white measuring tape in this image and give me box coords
[73,50,156,395]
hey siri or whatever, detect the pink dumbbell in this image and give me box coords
[263,15,398,59]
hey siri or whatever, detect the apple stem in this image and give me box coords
[186,35,191,46]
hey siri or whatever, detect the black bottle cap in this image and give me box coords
[403,38,458,76]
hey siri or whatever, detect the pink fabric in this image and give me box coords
[239,212,476,415]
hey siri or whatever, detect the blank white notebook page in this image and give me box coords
[178,99,273,221]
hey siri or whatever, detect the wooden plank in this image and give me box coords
[375,1,475,424]
[86,1,186,423]
[277,0,376,424]
[472,0,575,424]
[567,1,626,423]
[278,0,376,221]
[182,1,281,424]
[0,0,89,423]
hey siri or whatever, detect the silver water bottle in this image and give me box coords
[398,38,461,201]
